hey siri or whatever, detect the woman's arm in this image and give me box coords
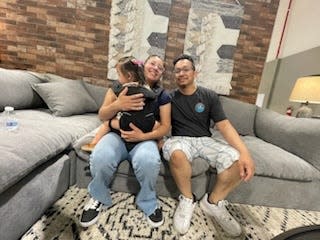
[99,87,145,121]
[120,102,171,142]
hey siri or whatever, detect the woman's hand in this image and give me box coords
[116,87,145,111]
[99,88,145,121]
[120,123,145,142]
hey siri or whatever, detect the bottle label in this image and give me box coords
[6,120,17,126]
[6,120,18,129]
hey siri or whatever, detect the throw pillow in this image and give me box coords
[84,83,107,108]
[43,73,107,107]
[32,80,98,117]
[0,68,46,111]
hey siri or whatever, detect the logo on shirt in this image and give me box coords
[195,102,205,113]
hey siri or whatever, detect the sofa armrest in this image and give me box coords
[219,96,257,136]
[255,107,320,171]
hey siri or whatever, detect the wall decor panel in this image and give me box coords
[108,0,171,80]
[184,0,243,95]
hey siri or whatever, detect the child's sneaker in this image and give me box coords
[147,207,164,228]
[79,197,103,227]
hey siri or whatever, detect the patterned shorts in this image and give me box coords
[162,136,239,174]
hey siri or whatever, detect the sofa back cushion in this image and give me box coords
[0,68,45,111]
[255,107,320,171]
[219,96,257,136]
[32,80,99,117]
[242,135,319,181]
[84,83,107,108]
[43,73,107,108]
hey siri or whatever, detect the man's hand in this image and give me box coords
[117,87,145,111]
[120,123,145,142]
[238,153,255,182]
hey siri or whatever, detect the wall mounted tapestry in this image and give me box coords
[108,0,171,80]
[184,0,243,95]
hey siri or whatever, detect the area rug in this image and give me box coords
[21,186,320,240]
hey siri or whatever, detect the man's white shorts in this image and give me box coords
[162,136,239,174]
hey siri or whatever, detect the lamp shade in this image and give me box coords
[289,76,320,104]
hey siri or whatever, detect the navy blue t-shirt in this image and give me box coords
[152,84,171,121]
[170,86,226,137]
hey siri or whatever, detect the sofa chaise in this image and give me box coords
[0,68,106,240]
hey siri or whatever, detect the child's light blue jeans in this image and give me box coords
[88,132,160,216]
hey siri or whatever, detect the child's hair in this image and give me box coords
[117,56,145,85]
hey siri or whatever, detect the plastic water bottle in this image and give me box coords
[4,106,19,131]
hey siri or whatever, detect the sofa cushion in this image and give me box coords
[255,108,320,171]
[43,73,107,108]
[242,136,320,181]
[0,109,101,194]
[0,68,45,111]
[32,80,99,117]
[210,130,319,181]
[84,83,107,108]
[219,96,257,136]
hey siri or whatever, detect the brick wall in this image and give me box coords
[0,0,111,86]
[231,0,279,103]
[0,0,279,103]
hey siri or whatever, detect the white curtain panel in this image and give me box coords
[108,0,171,80]
[184,0,243,95]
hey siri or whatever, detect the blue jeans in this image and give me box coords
[88,132,160,216]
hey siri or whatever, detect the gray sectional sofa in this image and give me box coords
[74,95,320,212]
[1,67,320,240]
[0,68,106,240]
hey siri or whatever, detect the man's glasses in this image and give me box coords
[173,68,193,74]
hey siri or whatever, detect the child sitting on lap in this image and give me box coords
[81,56,159,152]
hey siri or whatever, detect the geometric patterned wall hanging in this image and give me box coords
[184,0,243,95]
[108,0,172,80]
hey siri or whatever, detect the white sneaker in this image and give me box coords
[173,194,196,235]
[200,193,242,237]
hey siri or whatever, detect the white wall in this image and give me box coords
[259,0,320,115]
[266,0,320,62]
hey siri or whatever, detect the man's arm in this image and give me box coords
[216,119,255,181]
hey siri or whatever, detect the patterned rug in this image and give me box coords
[21,186,320,240]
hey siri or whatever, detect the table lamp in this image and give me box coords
[289,75,320,118]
